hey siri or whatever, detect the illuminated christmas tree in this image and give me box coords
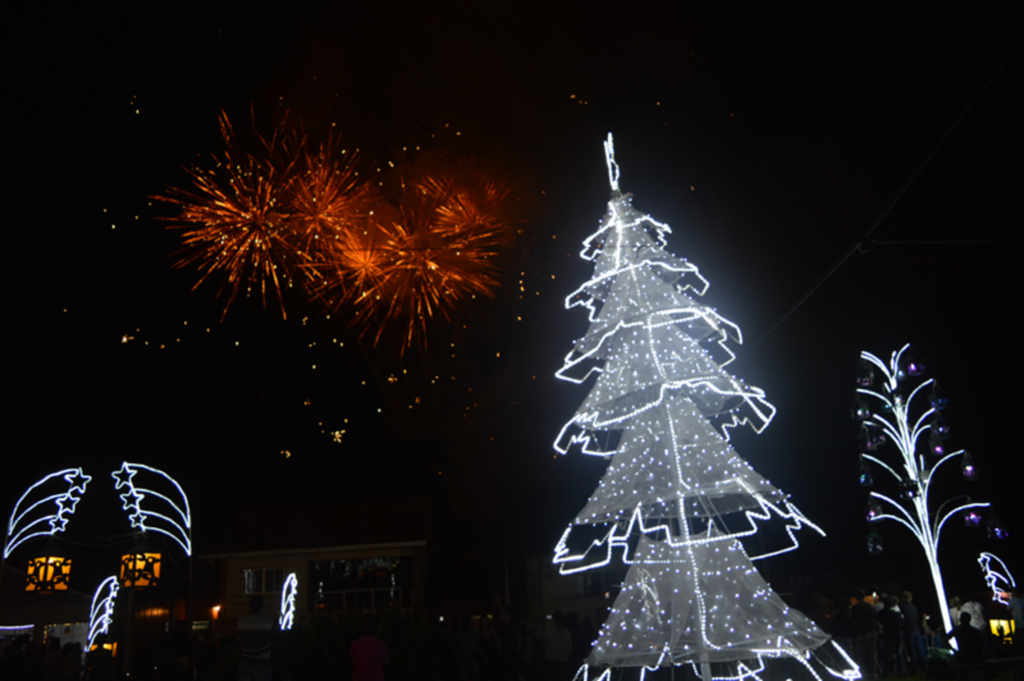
[552,135,860,681]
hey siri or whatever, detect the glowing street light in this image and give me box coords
[24,544,72,593]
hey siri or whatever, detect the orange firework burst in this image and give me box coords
[317,171,512,349]
[420,173,510,236]
[289,134,368,264]
[157,111,299,318]
[313,222,388,311]
[160,111,516,349]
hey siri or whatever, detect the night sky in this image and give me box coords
[5,3,1022,615]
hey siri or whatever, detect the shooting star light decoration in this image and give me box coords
[4,469,92,559]
[112,462,192,555]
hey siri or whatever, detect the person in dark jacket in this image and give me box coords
[899,591,925,674]
[877,596,905,677]
[85,634,116,681]
[851,590,878,680]
[949,612,985,665]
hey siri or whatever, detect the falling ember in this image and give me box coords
[155,111,299,318]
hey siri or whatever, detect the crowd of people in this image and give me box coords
[1,588,1020,681]
[0,631,198,681]
[828,587,1023,679]
[0,636,88,680]
[438,608,596,681]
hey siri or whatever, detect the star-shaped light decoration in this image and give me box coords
[129,511,147,529]
[64,469,92,496]
[111,462,138,490]
[56,494,82,517]
[120,490,143,512]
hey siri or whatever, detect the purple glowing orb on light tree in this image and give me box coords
[551,134,860,681]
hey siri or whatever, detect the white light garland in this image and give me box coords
[88,576,119,650]
[279,572,298,630]
[4,468,92,559]
[977,552,1015,606]
[0,625,34,633]
[554,493,823,574]
[555,134,859,681]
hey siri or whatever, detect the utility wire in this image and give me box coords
[869,238,1024,246]
[753,36,1022,349]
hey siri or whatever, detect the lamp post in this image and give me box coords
[854,344,1001,641]
[116,538,164,675]
[112,462,192,677]
[25,541,73,592]
[119,545,162,589]
[4,463,193,669]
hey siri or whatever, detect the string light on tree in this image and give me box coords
[553,134,859,681]
[853,344,1000,642]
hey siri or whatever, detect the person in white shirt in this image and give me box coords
[537,612,573,681]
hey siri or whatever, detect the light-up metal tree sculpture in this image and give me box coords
[854,344,996,638]
[552,135,860,681]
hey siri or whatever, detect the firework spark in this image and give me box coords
[156,111,299,318]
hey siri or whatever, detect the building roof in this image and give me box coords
[197,497,435,554]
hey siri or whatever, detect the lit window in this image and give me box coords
[242,567,285,594]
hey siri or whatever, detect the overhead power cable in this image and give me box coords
[753,36,1022,349]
